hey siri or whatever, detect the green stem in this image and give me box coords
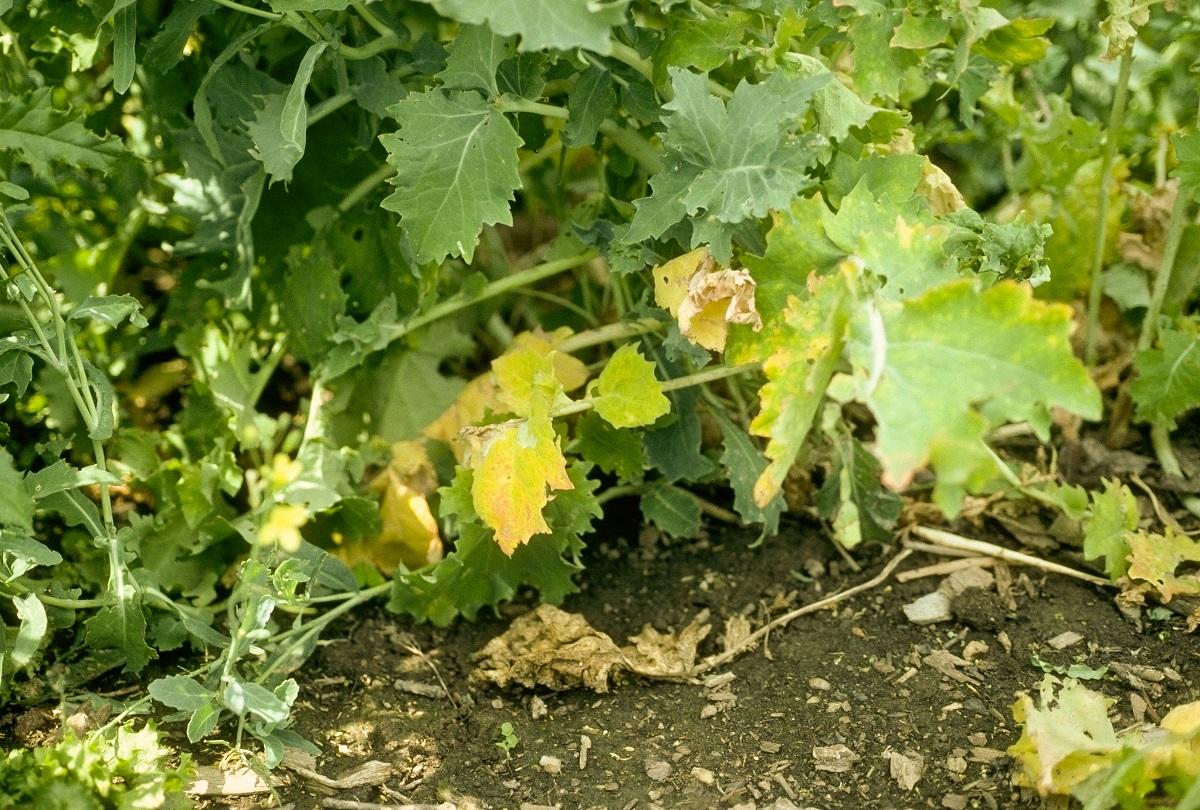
[598,119,664,174]
[1151,422,1184,478]
[1085,48,1133,366]
[350,0,393,36]
[496,97,569,120]
[210,0,281,19]
[608,41,655,83]
[337,163,396,212]
[308,92,354,125]
[335,33,404,60]
[596,484,640,505]
[551,362,760,418]
[557,318,663,353]
[258,581,390,680]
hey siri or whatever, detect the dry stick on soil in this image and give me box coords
[692,549,914,675]
[321,800,455,810]
[907,526,1112,588]
[896,556,995,583]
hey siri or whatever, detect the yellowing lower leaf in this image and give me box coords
[493,344,565,417]
[750,265,856,506]
[424,329,588,456]
[1127,528,1200,602]
[1010,677,1121,796]
[589,344,670,428]
[334,441,443,574]
[467,417,573,555]
[652,247,763,352]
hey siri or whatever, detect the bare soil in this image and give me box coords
[191,513,1200,810]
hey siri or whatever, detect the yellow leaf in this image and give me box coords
[917,158,966,215]
[468,417,573,555]
[1127,528,1200,602]
[424,328,587,456]
[652,247,763,352]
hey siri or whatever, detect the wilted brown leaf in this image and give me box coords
[471,604,711,692]
[652,247,762,352]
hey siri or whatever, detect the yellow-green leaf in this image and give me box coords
[589,344,670,429]
[467,417,573,555]
[1127,528,1200,602]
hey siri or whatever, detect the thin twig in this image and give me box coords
[692,549,913,675]
[896,556,995,583]
[908,526,1112,587]
[321,800,454,810]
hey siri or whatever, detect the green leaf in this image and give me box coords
[439,24,516,97]
[588,344,670,429]
[24,461,120,500]
[846,280,1101,514]
[817,431,902,548]
[388,464,598,625]
[714,411,783,534]
[0,89,125,178]
[749,267,855,506]
[0,533,63,573]
[640,483,702,539]
[149,675,212,712]
[10,594,47,669]
[247,42,327,185]
[0,349,33,399]
[627,69,823,256]
[786,54,904,142]
[187,703,222,743]
[380,91,522,263]
[1010,677,1121,796]
[890,14,950,49]
[642,392,713,482]
[1082,480,1138,580]
[144,0,217,74]
[223,679,290,723]
[84,600,154,674]
[564,66,615,148]
[1131,322,1200,430]
[1174,131,1200,203]
[420,0,625,54]
[112,7,137,95]
[652,14,747,89]
[69,294,148,328]
[0,449,33,534]
[576,412,645,483]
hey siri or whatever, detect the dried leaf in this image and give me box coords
[652,247,763,352]
[471,604,711,692]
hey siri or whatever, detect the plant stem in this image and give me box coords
[258,581,390,681]
[308,92,354,125]
[496,97,569,120]
[350,0,392,37]
[337,163,396,212]
[210,0,281,19]
[597,120,664,174]
[1150,422,1184,478]
[557,318,663,352]
[1085,47,1133,366]
[551,362,760,418]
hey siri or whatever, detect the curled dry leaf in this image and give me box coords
[917,159,966,216]
[653,246,763,352]
[471,604,711,692]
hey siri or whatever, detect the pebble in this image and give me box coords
[578,735,591,770]
[691,766,715,785]
[539,755,562,775]
[530,695,548,719]
[812,743,859,773]
[942,794,967,810]
[1048,630,1084,650]
[888,750,925,791]
[645,759,672,782]
[902,592,952,625]
[939,567,995,598]
[808,677,832,691]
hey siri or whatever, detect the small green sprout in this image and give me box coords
[495,722,519,760]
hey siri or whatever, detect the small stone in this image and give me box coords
[808,677,832,691]
[645,759,672,782]
[813,744,859,773]
[578,735,591,770]
[491,698,505,709]
[962,640,989,662]
[599,782,619,791]
[888,750,925,791]
[1048,631,1084,650]
[539,755,562,775]
[967,732,987,746]
[760,741,782,754]
[946,755,968,774]
[903,592,953,625]
[530,695,548,719]
[942,793,967,810]
[939,567,995,598]
[700,704,719,719]
[691,767,715,785]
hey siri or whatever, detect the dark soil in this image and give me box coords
[190,516,1200,810]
